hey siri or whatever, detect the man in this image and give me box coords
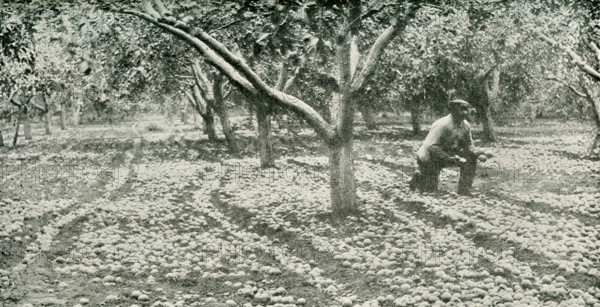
[409,99,492,195]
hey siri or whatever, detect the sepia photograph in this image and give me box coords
[1,0,599,306]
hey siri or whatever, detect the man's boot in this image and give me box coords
[409,171,421,191]
[458,157,477,195]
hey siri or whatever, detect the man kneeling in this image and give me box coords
[409,99,492,195]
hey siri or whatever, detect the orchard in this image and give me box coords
[0,1,599,306]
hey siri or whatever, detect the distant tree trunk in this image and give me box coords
[181,108,189,124]
[13,107,23,146]
[202,109,218,141]
[23,107,32,140]
[481,104,495,142]
[256,103,274,168]
[213,75,237,153]
[0,128,4,147]
[582,85,600,156]
[192,111,199,127]
[60,102,67,130]
[45,109,52,135]
[43,95,52,135]
[246,103,255,129]
[72,102,81,125]
[361,107,377,129]
[410,104,421,134]
[482,66,499,142]
[528,104,537,122]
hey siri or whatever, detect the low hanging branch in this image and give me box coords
[115,5,335,141]
[546,77,587,98]
[535,32,600,82]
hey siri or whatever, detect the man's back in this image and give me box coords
[416,114,472,162]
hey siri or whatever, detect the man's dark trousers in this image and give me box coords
[413,150,478,194]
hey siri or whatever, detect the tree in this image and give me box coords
[113,0,422,216]
[523,0,600,156]
[0,5,38,145]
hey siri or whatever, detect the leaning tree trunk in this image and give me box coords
[60,102,67,130]
[482,66,500,142]
[256,103,274,168]
[410,104,421,135]
[213,75,237,153]
[23,108,32,140]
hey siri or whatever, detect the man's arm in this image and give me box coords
[465,122,491,158]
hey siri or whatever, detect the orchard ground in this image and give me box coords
[0,115,599,307]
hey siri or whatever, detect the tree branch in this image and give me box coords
[590,41,600,66]
[275,60,288,91]
[192,85,209,113]
[117,6,334,141]
[535,32,600,82]
[546,77,587,98]
[350,4,419,93]
[477,63,498,80]
[581,82,600,130]
[29,100,47,112]
[192,61,214,102]
[118,8,255,93]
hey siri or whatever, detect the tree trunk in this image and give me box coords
[202,109,218,142]
[60,102,67,130]
[0,128,4,147]
[481,104,496,142]
[329,137,357,217]
[13,107,23,146]
[213,75,237,153]
[45,110,52,135]
[328,24,358,217]
[482,66,500,142]
[528,104,536,122]
[410,104,421,135]
[181,109,189,124]
[246,103,255,129]
[256,104,274,168]
[192,111,200,128]
[72,102,81,125]
[582,84,600,156]
[361,107,377,130]
[23,108,32,140]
